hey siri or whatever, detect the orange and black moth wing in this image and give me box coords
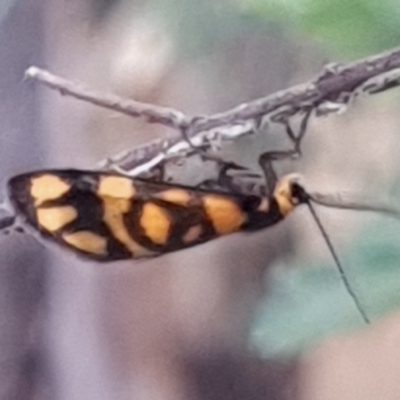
[7,169,299,261]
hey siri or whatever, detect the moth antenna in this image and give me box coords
[309,191,400,218]
[305,199,370,324]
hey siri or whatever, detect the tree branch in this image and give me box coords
[25,46,400,176]
[25,67,190,131]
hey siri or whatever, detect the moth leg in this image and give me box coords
[259,109,312,196]
[283,108,312,158]
[196,161,257,192]
[180,119,212,158]
[181,121,259,192]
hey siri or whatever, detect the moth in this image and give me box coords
[7,169,307,262]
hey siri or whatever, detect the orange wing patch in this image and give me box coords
[202,195,246,235]
[102,197,155,258]
[98,176,135,199]
[36,206,77,232]
[182,224,203,244]
[155,189,191,206]
[62,231,107,255]
[31,175,70,206]
[140,202,171,245]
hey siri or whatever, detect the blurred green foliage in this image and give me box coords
[148,0,271,58]
[148,0,400,59]
[250,213,400,359]
[238,0,400,58]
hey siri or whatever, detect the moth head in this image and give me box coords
[273,174,309,216]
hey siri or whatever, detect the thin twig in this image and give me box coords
[25,66,190,131]
[25,47,400,176]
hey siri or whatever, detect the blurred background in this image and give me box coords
[1,0,400,399]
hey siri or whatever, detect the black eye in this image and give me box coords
[291,182,309,203]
